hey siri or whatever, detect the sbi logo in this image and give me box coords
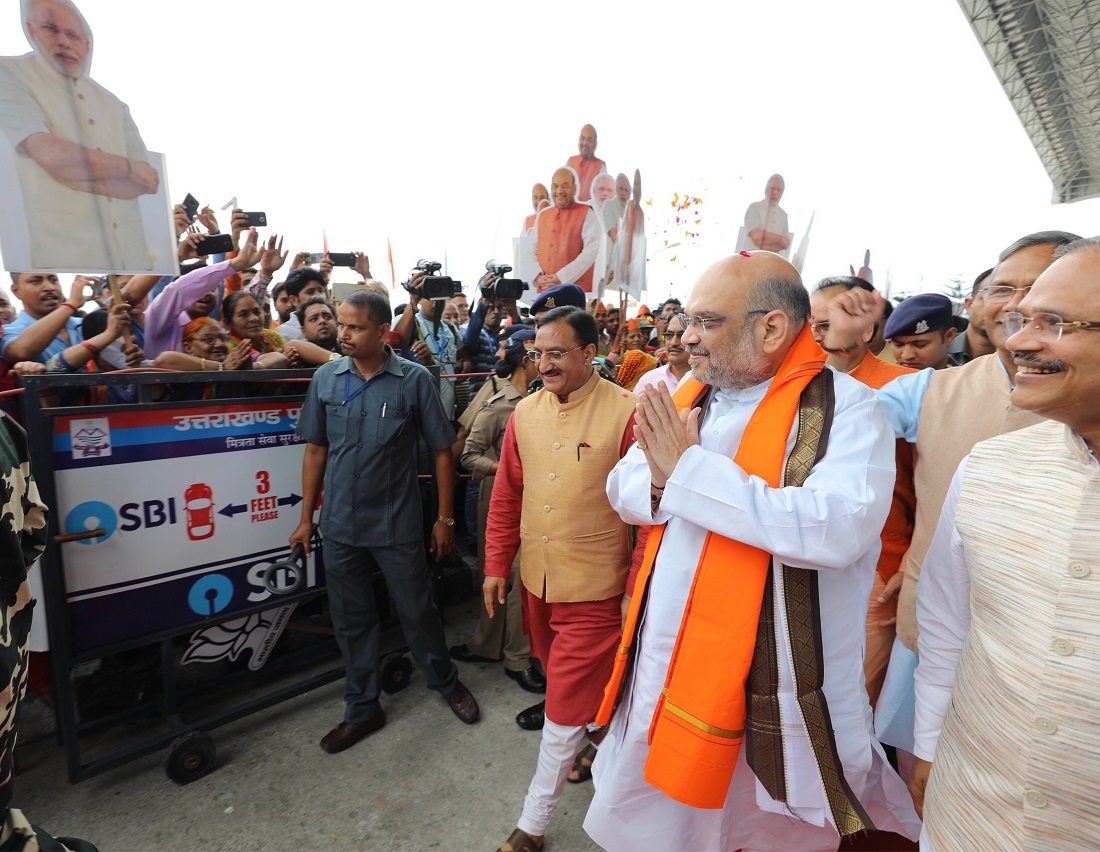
[188,574,234,616]
[64,501,117,546]
[64,497,185,544]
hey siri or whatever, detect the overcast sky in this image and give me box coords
[4,0,1099,307]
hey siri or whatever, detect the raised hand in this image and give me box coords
[354,252,371,280]
[230,208,249,252]
[260,235,288,278]
[230,228,261,272]
[823,288,884,352]
[198,206,220,234]
[173,204,194,238]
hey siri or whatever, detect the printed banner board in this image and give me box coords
[53,401,323,655]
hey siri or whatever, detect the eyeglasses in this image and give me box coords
[35,21,84,42]
[194,333,230,344]
[809,320,830,334]
[675,309,768,334]
[980,284,1032,302]
[1002,311,1100,342]
[527,346,583,364]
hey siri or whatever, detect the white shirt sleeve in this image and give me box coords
[658,389,896,571]
[0,60,48,148]
[743,201,764,230]
[875,368,934,443]
[554,208,601,285]
[607,443,674,527]
[912,456,972,762]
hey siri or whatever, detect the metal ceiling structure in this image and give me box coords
[957,0,1100,204]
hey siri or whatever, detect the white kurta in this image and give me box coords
[0,53,153,271]
[584,370,921,851]
[742,200,790,253]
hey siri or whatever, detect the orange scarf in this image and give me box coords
[596,326,826,808]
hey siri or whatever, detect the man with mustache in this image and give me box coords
[586,251,919,851]
[909,235,1100,847]
[292,289,480,754]
[485,306,637,852]
[0,0,160,271]
[523,167,601,294]
[631,310,690,395]
[1,269,141,369]
[823,230,1078,777]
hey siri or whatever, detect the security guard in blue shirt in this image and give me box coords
[293,289,480,754]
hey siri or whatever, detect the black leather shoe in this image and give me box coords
[444,679,480,724]
[516,700,545,731]
[505,666,547,694]
[448,644,501,664]
[320,711,386,754]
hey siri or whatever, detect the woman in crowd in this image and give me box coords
[615,347,658,391]
[607,318,650,365]
[152,317,255,400]
[153,317,253,371]
[221,292,290,369]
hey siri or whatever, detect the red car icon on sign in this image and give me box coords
[185,483,215,541]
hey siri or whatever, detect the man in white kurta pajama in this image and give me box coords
[584,252,921,851]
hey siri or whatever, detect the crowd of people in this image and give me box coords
[0,202,1098,852]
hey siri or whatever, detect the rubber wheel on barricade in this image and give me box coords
[380,655,413,694]
[165,731,216,784]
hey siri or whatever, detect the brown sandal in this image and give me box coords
[496,827,543,852]
[567,742,597,784]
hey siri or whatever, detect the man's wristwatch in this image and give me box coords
[437,516,455,526]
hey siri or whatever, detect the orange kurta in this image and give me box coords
[848,351,915,707]
[566,154,606,202]
[535,203,593,292]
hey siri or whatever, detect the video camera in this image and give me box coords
[402,259,462,301]
[481,260,527,302]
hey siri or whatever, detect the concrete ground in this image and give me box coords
[12,583,603,852]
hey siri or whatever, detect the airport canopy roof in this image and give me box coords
[959,0,1100,203]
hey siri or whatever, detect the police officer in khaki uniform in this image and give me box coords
[450,328,545,695]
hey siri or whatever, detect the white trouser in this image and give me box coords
[517,718,587,836]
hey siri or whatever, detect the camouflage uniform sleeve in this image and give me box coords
[0,413,47,602]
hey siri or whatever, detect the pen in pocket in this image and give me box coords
[577,442,591,460]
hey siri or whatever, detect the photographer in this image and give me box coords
[465,270,522,393]
[390,267,464,420]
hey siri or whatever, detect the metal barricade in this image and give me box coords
[20,369,413,784]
